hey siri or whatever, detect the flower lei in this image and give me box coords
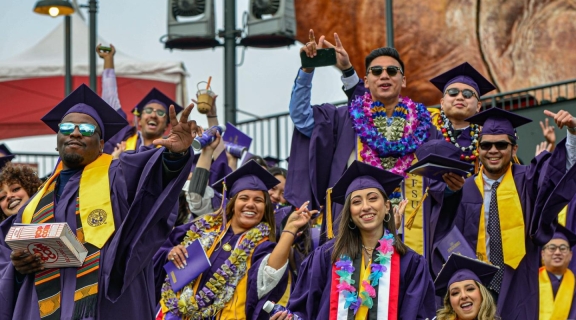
[349,92,431,177]
[335,230,395,314]
[437,110,480,163]
[161,213,270,318]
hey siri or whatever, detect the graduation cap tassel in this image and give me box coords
[406,187,429,230]
[513,155,520,165]
[220,180,228,232]
[326,188,334,240]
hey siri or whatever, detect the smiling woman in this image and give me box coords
[0,162,43,222]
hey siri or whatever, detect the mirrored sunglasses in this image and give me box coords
[58,123,98,137]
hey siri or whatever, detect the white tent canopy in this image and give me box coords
[0,13,187,85]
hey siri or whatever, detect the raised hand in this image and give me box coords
[539,118,556,145]
[544,109,576,130]
[284,201,314,233]
[322,33,353,71]
[111,141,126,160]
[153,103,197,153]
[394,199,408,230]
[300,29,326,73]
[535,141,552,156]
[96,43,116,59]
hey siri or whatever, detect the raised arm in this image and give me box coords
[97,44,125,117]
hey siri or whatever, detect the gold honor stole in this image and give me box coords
[474,164,525,268]
[125,132,162,151]
[539,267,574,320]
[357,138,426,255]
[558,205,568,226]
[23,154,115,249]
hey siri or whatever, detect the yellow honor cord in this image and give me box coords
[539,267,574,320]
[326,188,334,239]
[475,164,525,268]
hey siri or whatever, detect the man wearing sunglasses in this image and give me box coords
[285,29,440,251]
[0,84,197,320]
[539,225,576,319]
[97,44,183,157]
[452,107,576,319]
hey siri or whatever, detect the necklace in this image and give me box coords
[335,230,395,314]
[437,110,479,163]
[161,213,270,318]
[349,93,432,178]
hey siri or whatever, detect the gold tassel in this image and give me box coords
[405,187,429,230]
[326,188,334,239]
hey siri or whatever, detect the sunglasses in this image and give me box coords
[367,65,404,77]
[479,141,514,151]
[445,88,479,100]
[58,123,98,137]
[143,107,166,117]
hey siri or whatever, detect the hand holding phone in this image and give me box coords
[300,48,337,68]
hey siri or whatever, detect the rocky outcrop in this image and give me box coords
[294,0,576,105]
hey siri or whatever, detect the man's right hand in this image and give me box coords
[322,33,353,71]
[299,29,325,73]
[10,249,44,274]
[96,43,116,69]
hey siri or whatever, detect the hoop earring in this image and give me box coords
[384,213,391,223]
[348,220,357,230]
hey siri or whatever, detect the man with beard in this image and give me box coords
[96,44,183,155]
[453,107,576,319]
[0,84,196,319]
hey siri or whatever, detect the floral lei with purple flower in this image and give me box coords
[160,213,270,318]
[349,92,431,177]
[335,230,395,314]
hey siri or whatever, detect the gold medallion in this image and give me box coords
[223,243,232,252]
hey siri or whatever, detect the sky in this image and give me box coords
[0,0,346,153]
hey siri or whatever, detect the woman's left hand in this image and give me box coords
[394,199,408,230]
[284,201,315,233]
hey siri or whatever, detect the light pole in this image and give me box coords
[223,0,238,125]
[386,0,394,47]
[33,0,75,95]
[87,0,97,92]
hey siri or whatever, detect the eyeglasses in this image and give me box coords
[445,88,479,100]
[58,123,98,137]
[478,141,514,151]
[143,107,166,117]
[544,244,570,253]
[366,65,404,77]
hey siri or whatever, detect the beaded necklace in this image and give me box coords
[437,110,480,163]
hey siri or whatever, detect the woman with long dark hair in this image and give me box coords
[272,161,436,319]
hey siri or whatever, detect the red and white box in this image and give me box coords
[5,223,88,268]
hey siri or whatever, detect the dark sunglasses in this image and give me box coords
[58,123,98,137]
[367,65,404,77]
[445,88,479,100]
[143,107,166,117]
[479,141,514,151]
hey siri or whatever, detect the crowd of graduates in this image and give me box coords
[1,31,576,320]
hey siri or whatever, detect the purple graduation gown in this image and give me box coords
[286,239,437,319]
[546,270,576,318]
[153,222,290,320]
[453,139,576,319]
[0,147,192,320]
[559,196,576,275]
[284,80,441,244]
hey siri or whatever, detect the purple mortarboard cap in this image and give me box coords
[434,253,499,297]
[41,84,128,142]
[551,225,576,248]
[415,139,461,161]
[430,62,496,97]
[263,156,281,168]
[0,144,15,169]
[465,107,532,137]
[331,160,403,204]
[212,160,280,198]
[131,88,182,116]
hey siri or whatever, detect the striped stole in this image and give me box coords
[32,180,101,320]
